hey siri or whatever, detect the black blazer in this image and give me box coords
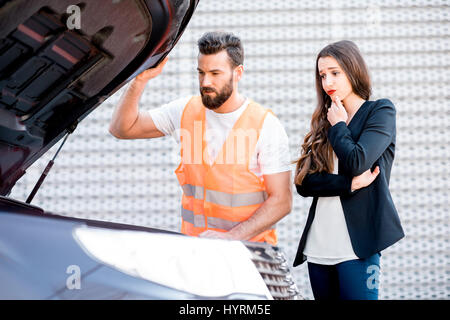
[293,99,404,267]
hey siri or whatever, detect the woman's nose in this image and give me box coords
[326,77,334,87]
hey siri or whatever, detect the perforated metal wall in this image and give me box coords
[10,0,450,299]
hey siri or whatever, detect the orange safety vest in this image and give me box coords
[175,96,277,245]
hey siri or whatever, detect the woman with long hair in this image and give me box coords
[293,40,404,300]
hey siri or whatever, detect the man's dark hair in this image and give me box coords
[197,31,244,67]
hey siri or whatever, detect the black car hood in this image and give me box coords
[0,0,198,196]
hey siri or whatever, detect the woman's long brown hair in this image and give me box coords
[294,40,372,185]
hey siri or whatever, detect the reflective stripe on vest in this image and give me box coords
[181,207,206,228]
[182,185,267,207]
[207,216,276,231]
[182,207,239,231]
[181,184,204,200]
[207,216,240,230]
[205,189,268,207]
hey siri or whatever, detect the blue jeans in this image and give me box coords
[307,253,381,300]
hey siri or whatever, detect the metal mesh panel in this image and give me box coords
[10,0,450,300]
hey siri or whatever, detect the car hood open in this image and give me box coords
[0,0,199,196]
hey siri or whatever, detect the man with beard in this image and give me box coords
[109,32,291,245]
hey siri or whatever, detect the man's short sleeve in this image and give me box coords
[147,96,191,142]
[256,113,292,175]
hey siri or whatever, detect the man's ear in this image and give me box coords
[234,65,244,82]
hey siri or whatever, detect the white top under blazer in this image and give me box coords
[303,153,359,265]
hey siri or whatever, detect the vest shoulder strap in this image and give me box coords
[181,96,204,128]
[242,100,273,132]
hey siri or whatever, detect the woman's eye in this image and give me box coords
[333,72,339,76]
[320,74,326,79]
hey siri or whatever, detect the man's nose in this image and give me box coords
[201,74,212,87]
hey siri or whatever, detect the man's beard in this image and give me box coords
[200,78,233,110]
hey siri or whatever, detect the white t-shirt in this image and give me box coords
[303,153,359,265]
[148,96,291,178]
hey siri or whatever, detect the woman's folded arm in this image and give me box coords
[296,172,353,198]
